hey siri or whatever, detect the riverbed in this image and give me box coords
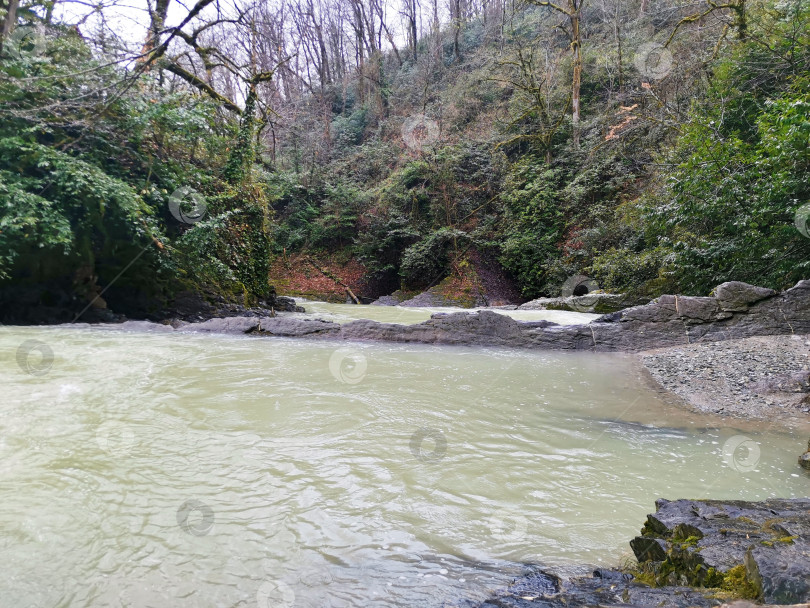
[2,326,807,608]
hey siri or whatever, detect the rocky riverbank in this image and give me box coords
[640,335,810,421]
[470,498,810,608]
[94,280,808,354]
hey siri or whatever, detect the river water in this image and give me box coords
[295,300,600,325]
[1,326,807,608]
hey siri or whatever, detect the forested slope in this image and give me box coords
[1,0,808,320]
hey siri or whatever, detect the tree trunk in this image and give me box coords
[571,10,581,147]
[0,0,21,53]
[144,0,170,57]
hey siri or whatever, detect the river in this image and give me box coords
[1,325,806,607]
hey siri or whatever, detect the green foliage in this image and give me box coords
[223,88,258,184]
[332,105,369,147]
[0,23,272,315]
[355,212,421,288]
[0,136,154,280]
[497,158,564,297]
[3,0,809,315]
[593,3,810,295]
[400,227,469,289]
[270,176,365,252]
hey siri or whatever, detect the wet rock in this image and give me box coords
[273,296,305,313]
[519,293,649,314]
[177,317,261,334]
[118,280,809,355]
[473,498,810,608]
[473,569,721,608]
[800,440,810,471]
[634,498,810,604]
[370,295,403,306]
[631,536,668,562]
[116,320,175,332]
[714,282,778,312]
[257,316,340,337]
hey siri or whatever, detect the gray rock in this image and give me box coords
[518,293,649,314]
[675,296,719,322]
[177,316,261,334]
[474,497,810,608]
[714,282,777,312]
[257,317,340,337]
[116,320,176,332]
[273,296,306,313]
[634,498,810,604]
[631,536,668,561]
[162,280,810,353]
[472,568,721,608]
[370,295,402,306]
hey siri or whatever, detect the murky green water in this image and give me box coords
[1,327,807,608]
[296,300,600,325]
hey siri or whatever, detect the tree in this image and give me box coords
[524,0,586,147]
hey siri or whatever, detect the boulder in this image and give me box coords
[257,317,340,337]
[156,280,810,353]
[116,320,175,332]
[714,282,777,312]
[675,296,719,322]
[178,316,261,334]
[273,296,305,313]
[519,292,649,314]
[370,295,403,306]
[633,498,810,604]
[473,568,720,608]
[473,497,810,608]
[630,536,668,562]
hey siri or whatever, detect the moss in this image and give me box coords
[626,553,761,601]
[764,535,797,545]
[720,565,760,600]
[678,536,702,549]
[735,516,759,527]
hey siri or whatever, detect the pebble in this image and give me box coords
[641,335,810,420]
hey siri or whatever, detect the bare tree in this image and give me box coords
[524,0,586,147]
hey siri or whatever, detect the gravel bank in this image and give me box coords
[640,334,810,421]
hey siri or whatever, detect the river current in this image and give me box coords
[1,323,806,607]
